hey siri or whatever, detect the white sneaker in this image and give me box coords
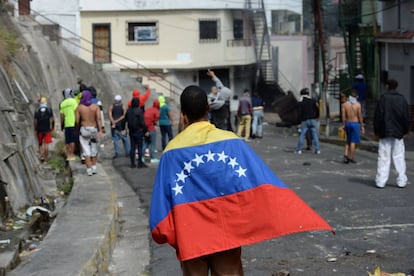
[295,150,302,154]
[87,168,93,176]
[92,166,97,174]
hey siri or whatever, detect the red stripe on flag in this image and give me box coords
[152,184,333,261]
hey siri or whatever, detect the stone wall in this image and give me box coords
[0,12,133,216]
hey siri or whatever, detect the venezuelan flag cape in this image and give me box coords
[150,122,333,261]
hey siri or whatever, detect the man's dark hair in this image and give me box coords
[131,97,140,108]
[386,79,398,90]
[350,89,358,98]
[180,85,209,122]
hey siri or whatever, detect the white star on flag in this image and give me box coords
[217,151,228,163]
[183,161,194,173]
[176,170,188,183]
[235,166,247,177]
[228,157,238,168]
[205,150,215,162]
[172,182,184,195]
[193,153,205,166]
[172,150,248,197]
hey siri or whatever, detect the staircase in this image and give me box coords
[247,0,275,85]
[339,0,363,79]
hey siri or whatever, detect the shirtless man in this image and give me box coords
[75,90,103,175]
[341,90,364,163]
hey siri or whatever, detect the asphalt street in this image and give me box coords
[112,120,414,276]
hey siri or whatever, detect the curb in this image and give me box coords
[9,161,119,276]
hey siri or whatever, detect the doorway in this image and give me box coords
[92,24,111,64]
[18,0,30,15]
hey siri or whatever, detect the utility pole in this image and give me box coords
[313,0,319,87]
[314,0,330,135]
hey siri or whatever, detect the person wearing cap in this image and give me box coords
[295,88,320,154]
[109,95,130,159]
[352,74,368,118]
[59,88,79,161]
[34,97,55,162]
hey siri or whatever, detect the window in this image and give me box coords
[127,22,158,43]
[233,19,243,40]
[199,19,220,41]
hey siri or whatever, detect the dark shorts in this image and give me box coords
[64,127,77,144]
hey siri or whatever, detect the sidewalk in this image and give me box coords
[8,160,119,275]
[8,154,150,276]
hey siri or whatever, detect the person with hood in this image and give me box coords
[158,95,174,150]
[59,88,78,161]
[34,97,54,162]
[73,89,82,104]
[144,99,160,163]
[126,97,149,168]
[128,85,151,111]
[75,90,103,176]
[109,94,130,159]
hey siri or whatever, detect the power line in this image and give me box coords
[14,0,316,97]
[12,0,185,97]
[335,1,400,22]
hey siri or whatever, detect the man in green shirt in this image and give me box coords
[60,88,79,161]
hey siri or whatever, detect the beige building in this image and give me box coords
[80,9,257,99]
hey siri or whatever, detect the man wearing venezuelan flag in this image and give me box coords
[150,85,333,275]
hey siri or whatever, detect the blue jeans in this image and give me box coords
[112,129,130,157]
[252,109,264,137]
[160,125,173,150]
[129,130,144,166]
[296,119,320,152]
[144,130,157,158]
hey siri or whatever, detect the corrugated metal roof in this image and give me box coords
[375,31,414,43]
